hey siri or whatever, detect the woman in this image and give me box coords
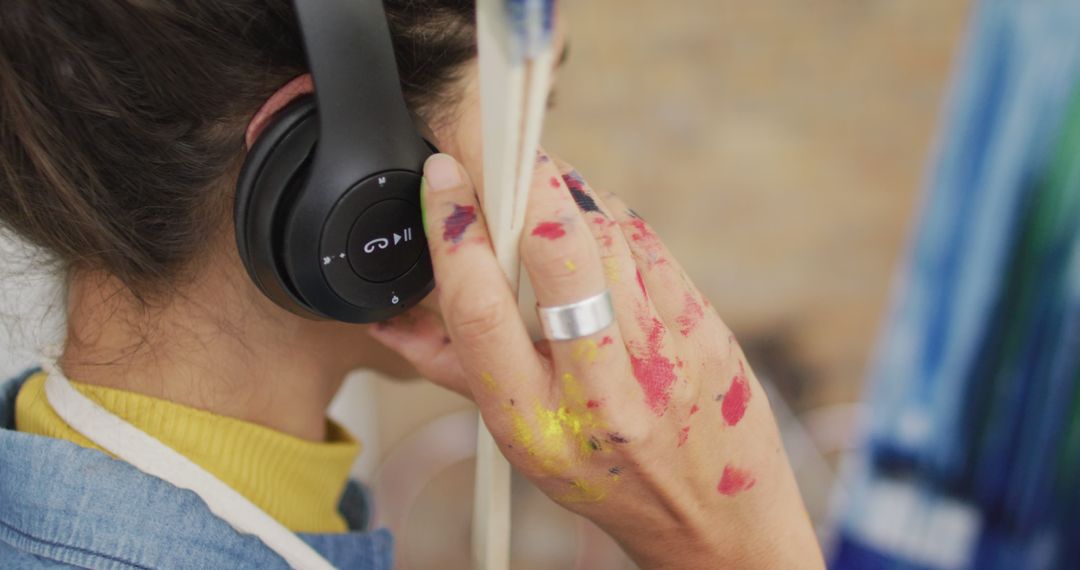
[0,1,824,568]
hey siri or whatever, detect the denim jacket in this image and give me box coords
[0,369,394,569]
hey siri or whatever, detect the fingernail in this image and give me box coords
[424,154,462,192]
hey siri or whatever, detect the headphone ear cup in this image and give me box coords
[234,95,323,318]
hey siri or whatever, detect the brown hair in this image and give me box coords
[0,1,475,301]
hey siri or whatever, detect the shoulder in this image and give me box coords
[0,376,292,569]
[0,371,394,569]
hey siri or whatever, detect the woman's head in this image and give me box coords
[0,1,566,388]
[0,0,476,303]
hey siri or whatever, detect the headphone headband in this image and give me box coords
[293,0,422,169]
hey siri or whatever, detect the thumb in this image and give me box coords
[367,306,473,399]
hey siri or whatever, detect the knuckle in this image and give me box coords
[666,383,697,410]
[703,337,738,371]
[521,232,587,280]
[445,287,506,342]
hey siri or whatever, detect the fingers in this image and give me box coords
[547,156,699,417]
[599,189,715,342]
[550,156,661,325]
[522,156,683,420]
[367,306,470,398]
[521,158,614,335]
[521,157,608,308]
[420,154,548,412]
[556,153,713,344]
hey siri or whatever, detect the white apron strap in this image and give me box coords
[42,365,337,570]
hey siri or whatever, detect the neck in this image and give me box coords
[59,261,374,441]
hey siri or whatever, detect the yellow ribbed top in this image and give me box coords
[14,371,360,534]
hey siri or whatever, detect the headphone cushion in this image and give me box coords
[234,95,322,318]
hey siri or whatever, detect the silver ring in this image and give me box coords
[537,290,615,341]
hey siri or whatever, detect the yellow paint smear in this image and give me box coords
[565,259,577,271]
[560,478,608,504]
[508,373,605,473]
[480,372,497,390]
[603,258,621,283]
[509,406,534,450]
[535,404,596,460]
[571,339,599,365]
[561,373,587,408]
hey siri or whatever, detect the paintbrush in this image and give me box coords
[474,1,557,568]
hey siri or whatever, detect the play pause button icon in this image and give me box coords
[393,227,413,245]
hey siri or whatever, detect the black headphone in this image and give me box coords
[235,0,435,324]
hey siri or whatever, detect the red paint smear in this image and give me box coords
[600,234,614,248]
[721,362,751,426]
[676,357,685,369]
[531,221,566,240]
[717,464,756,496]
[443,204,477,244]
[635,269,648,298]
[629,317,677,415]
[628,219,654,242]
[549,176,562,189]
[449,235,487,255]
[690,404,700,415]
[599,336,614,347]
[627,219,667,266]
[676,293,705,336]
[586,400,601,409]
[677,426,690,447]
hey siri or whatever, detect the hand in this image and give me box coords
[369,152,823,569]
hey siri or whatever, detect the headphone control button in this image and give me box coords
[345,199,426,283]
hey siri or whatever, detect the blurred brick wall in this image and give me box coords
[544,0,971,410]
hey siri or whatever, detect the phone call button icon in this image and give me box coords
[346,199,425,283]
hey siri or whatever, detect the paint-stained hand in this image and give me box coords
[369,152,824,569]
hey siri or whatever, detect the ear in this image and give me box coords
[245,74,314,149]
